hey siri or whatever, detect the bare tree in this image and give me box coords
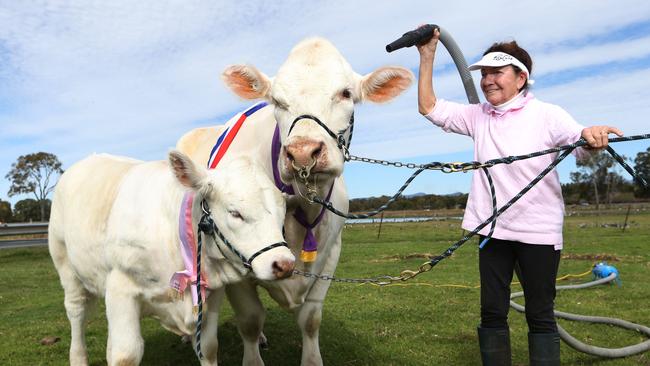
[5,152,63,221]
[634,147,650,197]
[574,152,621,210]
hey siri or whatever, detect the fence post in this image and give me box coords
[622,204,632,232]
[377,212,384,239]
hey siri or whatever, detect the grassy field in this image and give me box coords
[1,210,649,365]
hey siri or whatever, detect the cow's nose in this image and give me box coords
[286,140,324,169]
[272,258,295,279]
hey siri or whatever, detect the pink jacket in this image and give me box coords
[425,92,589,249]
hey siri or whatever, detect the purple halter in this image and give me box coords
[272,123,334,262]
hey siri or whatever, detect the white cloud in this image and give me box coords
[534,36,650,75]
[1,0,650,204]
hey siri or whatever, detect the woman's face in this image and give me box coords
[480,65,527,105]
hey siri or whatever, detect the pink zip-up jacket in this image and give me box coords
[425,92,590,249]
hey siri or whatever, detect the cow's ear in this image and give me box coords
[168,150,206,190]
[222,64,272,100]
[359,66,414,103]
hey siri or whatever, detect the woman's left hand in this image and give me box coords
[581,125,624,149]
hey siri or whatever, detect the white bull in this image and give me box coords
[177,37,413,365]
[48,151,295,366]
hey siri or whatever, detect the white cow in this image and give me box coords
[48,150,295,366]
[177,37,413,365]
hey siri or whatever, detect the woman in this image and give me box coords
[417,28,623,366]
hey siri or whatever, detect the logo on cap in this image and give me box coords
[492,54,514,62]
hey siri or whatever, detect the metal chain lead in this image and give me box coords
[292,269,399,286]
[349,134,650,174]
[349,155,456,171]
[313,166,429,218]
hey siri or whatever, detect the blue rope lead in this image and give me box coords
[606,146,648,188]
[479,166,497,249]
[194,230,204,359]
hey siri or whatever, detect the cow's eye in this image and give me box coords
[271,97,289,110]
[229,210,244,220]
[341,89,352,99]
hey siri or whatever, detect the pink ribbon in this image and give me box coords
[169,191,208,305]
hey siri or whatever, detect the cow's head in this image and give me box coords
[169,150,295,281]
[222,37,413,193]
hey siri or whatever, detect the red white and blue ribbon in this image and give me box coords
[207,101,268,169]
[204,102,332,264]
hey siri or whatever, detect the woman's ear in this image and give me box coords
[517,72,527,91]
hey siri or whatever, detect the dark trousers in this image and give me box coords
[479,237,561,333]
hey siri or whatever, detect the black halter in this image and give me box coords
[194,199,288,360]
[197,200,288,270]
[287,112,355,160]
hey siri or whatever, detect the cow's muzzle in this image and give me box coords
[287,113,353,161]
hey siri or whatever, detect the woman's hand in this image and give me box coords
[416,26,440,59]
[581,125,624,149]
[417,25,440,115]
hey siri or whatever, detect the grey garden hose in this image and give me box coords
[438,27,480,104]
[384,25,478,104]
[510,273,650,358]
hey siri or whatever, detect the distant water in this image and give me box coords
[345,216,461,224]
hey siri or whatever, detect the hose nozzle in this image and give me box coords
[386,24,438,52]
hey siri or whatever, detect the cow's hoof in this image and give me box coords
[259,334,269,350]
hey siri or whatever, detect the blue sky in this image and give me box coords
[1,1,650,204]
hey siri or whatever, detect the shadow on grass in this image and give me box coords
[136,310,398,365]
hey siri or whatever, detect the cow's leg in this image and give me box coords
[105,270,144,366]
[226,281,266,366]
[295,295,325,366]
[296,237,342,366]
[66,289,97,366]
[49,236,96,366]
[194,288,225,366]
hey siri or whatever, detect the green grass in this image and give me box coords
[1,212,649,365]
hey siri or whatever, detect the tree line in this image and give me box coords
[563,146,650,206]
[1,148,649,222]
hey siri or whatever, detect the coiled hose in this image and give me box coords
[510,270,650,357]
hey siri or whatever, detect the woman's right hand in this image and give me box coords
[417,25,440,115]
[416,26,440,58]
[581,125,624,149]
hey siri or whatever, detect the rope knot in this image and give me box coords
[198,215,214,235]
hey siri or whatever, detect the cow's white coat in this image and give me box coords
[49,151,294,365]
[177,37,413,365]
